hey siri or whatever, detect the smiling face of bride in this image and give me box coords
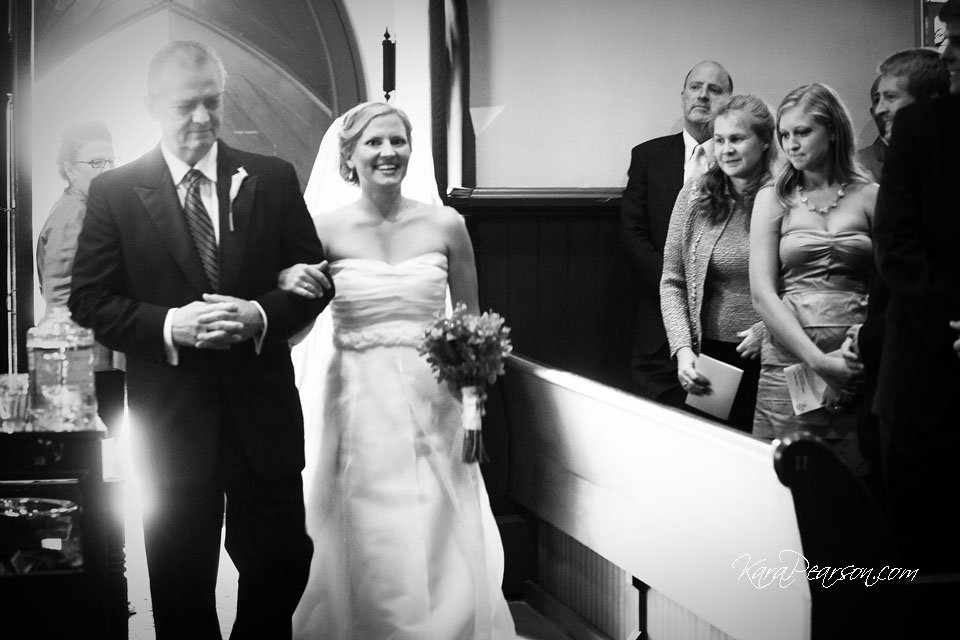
[346,113,412,189]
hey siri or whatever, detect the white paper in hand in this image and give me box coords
[784,362,827,415]
[684,353,744,421]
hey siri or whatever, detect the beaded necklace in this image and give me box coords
[797,182,846,215]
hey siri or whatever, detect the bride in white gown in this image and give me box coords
[284,101,517,639]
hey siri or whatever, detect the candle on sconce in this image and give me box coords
[382,28,396,101]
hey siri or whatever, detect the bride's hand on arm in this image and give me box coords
[676,347,711,396]
[278,260,331,299]
[443,207,480,313]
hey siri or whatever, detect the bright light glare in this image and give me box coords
[31,11,170,322]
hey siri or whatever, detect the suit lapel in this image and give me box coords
[216,142,255,294]
[667,132,685,194]
[134,147,210,295]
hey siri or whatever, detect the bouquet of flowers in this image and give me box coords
[418,302,513,463]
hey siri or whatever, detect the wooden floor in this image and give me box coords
[119,477,569,640]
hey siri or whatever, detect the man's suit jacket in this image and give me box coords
[69,141,333,483]
[856,136,886,183]
[873,95,960,425]
[621,133,684,355]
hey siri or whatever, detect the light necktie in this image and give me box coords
[685,143,706,183]
[183,169,218,290]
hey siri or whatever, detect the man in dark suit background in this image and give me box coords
[69,41,333,638]
[620,60,732,406]
[855,75,886,180]
[858,48,949,183]
[842,48,949,501]
[873,0,960,580]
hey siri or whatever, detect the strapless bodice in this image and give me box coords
[328,252,448,350]
[761,229,873,368]
[779,229,872,295]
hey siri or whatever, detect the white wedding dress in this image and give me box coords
[292,252,517,640]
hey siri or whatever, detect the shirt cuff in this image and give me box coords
[164,308,179,366]
[252,301,268,355]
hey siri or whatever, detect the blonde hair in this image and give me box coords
[774,83,871,205]
[337,102,413,184]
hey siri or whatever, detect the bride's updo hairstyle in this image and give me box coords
[338,101,413,185]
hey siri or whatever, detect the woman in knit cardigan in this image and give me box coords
[660,94,776,432]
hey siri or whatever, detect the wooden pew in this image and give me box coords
[772,434,897,639]
[500,354,811,640]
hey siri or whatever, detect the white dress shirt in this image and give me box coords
[159,142,267,364]
[162,140,221,241]
[682,128,714,184]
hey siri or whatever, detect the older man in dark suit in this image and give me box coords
[69,41,333,638]
[873,0,960,578]
[621,60,732,406]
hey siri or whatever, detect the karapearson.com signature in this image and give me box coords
[732,550,918,589]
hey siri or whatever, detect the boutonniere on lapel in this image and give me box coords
[228,166,249,232]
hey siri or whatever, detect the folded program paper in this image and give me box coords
[684,353,744,421]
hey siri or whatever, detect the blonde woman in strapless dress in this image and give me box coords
[750,84,878,473]
[281,102,516,640]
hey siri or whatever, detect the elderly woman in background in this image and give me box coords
[660,94,775,433]
[37,121,115,307]
[35,121,124,437]
[750,83,876,473]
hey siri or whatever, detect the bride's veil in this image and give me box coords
[291,106,444,484]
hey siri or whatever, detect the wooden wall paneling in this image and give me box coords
[596,215,637,391]
[507,218,542,360]
[565,216,601,381]
[469,217,511,316]
[454,188,631,389]
[535,215,569,368]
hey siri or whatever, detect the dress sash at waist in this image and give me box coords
[332,322,423,351]
[778,288,868,329]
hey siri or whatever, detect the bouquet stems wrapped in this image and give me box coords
[418,303,513,463]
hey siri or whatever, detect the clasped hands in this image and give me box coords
[827,328,865,397]
[173,294,264,350]
[171,262,334,350]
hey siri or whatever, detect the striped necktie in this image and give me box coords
[183,169,218,290]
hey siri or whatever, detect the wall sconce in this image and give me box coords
[382,28,395,101]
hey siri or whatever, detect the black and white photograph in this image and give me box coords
[2,1,959,639]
